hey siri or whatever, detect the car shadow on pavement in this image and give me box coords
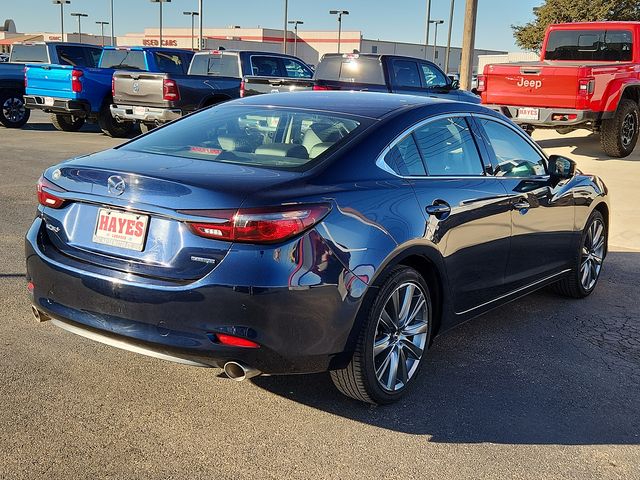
[537,133,640,161]
[253,251,640,445]
[23,122,140,139]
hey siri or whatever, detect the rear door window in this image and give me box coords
[251,56,284,77]
[282,58,313,78]
[391,59,422,88]
[153,51,187,74]
[55,45,88,66]
[99,49,147,70]
[413,117,484,176]
[384,135,426,176]
[314,56,385,85]
[86,47,103,67]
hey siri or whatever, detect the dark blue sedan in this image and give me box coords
[26,92,610,404]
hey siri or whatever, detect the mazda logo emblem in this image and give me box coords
[107,175,126,196]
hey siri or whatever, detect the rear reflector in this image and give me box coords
[214,333,260,348]
[27,281,34,293]
[37,176,66,209]
[180,204,331,244]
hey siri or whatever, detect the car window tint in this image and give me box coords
[10,44,48,63]
[413,117,484,176]
[251,56,283,77]
[420,63,448,88]
[153,52,185,74]
[282,58,312,78]
[100,50,146,70]
[87,48,103,67]
[314,56,386,85]
[189,53,240,77]
[392,59,421,88]
[384,135,426,176]
[55,46,87,66]
[478,119,547,177]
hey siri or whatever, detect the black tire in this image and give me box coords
[50,113,85,132]
[0,91,30,128]
[139,122,155,134]
[330,266,433,404]
[551,210,606,299]
[98,103,133,138]
[600,98,639,158]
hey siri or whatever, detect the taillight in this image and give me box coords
[213,333,259,348]
[37,176,66,209]
[476,74,486,93]
[578,78,595,96]
[239,79,245,98]
[313,85,335,91]
[71,69,83,93]
[180,204,331,244]
[163,78,180,101]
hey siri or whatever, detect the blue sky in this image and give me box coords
[5,0,542,51]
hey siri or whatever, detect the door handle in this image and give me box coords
[426,202,451,217]
[513,199,530,210]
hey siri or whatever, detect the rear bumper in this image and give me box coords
[484,104,610,127]
[24,95,91,116]
[25,216,361,375]
[110,104,182,124]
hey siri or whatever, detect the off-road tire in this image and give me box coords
[0,91,30,128]
[50,113,85,132]
[98,103,133,138]
[600,99,639,158]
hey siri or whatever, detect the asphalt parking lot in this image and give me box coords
[1,112,639,479]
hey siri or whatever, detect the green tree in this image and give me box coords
[513,0,640,51]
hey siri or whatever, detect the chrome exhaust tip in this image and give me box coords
[31,306,50,323]
[223,361,261,381]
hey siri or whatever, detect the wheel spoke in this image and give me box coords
[385,348,399,390]
[397,347,409,386]
[402,320,428,337]
[379,307,397,333]
[373,334,392,357]
[397,284,414,326]
[404,296,425,328]
[375,347,394,382]
[400,338,424,360]
[581,260,590,285]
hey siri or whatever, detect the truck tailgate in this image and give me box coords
[242,76,314,97]
[113,71,167,107]
[484,63,581,109]
[25,64,75,98]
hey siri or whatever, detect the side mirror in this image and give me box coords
[450,79,460,90]
[548,154,576,182]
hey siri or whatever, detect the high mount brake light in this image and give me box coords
[37,176,66,209]
[180,204,331,244]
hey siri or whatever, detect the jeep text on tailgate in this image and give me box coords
[480,21,640,157]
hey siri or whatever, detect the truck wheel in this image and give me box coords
[600,99,639,158]
[98,104,133,138]
[51,114,85,132]
[0,91,30,128]
[139,123,155,134]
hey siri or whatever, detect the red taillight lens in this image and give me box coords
[163,78,180,101]
[313,85,335,91]
[37,176,66,209]
[181,204,331,244]
[239,79,245,98]
[476,75,486,93]
[214,333,260,348]
[71,69,83,93]
[578,78,595,96]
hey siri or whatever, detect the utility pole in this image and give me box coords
[444,0,455,74]
[459,0,478,90]
[183,11,199,50]
[150,0,171,47]
[198,0,203,50]
[288,20,303,58]
[71,12,88,43]
[430,19,444,62]
[110,0,115,46]
[283,0,288,54]
[96,21,109,46]
[424,0,431,59]
[52,1,71,42]
[329,10,349,54]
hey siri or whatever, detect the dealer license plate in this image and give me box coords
[93,209,149,251]
[517,107,539,121]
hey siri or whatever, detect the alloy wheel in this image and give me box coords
[373,282,428,392]
[581,218,605,291]
[621,111,637,148]
[2,97,26,123]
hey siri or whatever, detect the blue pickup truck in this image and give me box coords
[0,42,101,128]
[24,46,193,137]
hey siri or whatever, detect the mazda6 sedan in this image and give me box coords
[26,91,609,404]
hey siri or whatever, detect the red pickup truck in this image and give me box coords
[480,22,640,157]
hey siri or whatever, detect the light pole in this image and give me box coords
[283,0,288,54]
[150,0,171,47]
[424,0,431,59]
[429,19,444,63]
[329,10,349,54]
[288,20,303,58]
[52,1,71,41]
[110,0,115,46]
[198,0,203,50]
[183,11,199,50]
[96,21,109,46]
[444,0,455,74]
[71,12,88,44]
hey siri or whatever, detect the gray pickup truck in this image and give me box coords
[110,50,314,132]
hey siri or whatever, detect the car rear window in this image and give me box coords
[100,49,147,70]
[10,44,48,63]
[544,29,633,61]
[122,105,369,171]
[188,53,240,77]
[315,56,385,85]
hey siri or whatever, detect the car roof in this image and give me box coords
[13,42,100,48]
[231,91,488,120]
[321,53,437,63]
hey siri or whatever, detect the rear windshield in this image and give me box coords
[544,29,633,61]
[315,56,385,85]
[188,53,240,77]
[122,105,368,171]
[10,44,48,63]
[100,49,147,70]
